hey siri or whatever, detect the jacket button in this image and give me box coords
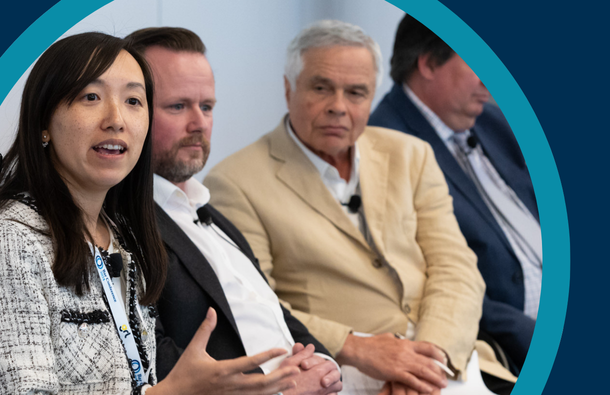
[372,258,383,268]
[77,323,89,338]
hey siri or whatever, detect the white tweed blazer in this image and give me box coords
[0,200,156,394]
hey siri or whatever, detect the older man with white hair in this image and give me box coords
[205,20,512,394]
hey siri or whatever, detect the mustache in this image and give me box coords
[176,135,208,148]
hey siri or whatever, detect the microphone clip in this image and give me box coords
[466,135,478,149]
[107,253,123,278]
[196,206,214,226]
[341,195,362,214]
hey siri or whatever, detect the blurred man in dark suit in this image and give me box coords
[369,14,541,374]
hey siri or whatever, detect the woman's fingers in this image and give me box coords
[221,347,291,375]
[187,307,218,356]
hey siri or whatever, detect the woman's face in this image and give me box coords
[44,50,149,196]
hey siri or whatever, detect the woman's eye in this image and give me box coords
[85,93,99,101]
[127,98,142,106]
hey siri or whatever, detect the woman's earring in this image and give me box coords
[42,135,49,148]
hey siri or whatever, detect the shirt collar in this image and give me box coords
[285,116,360,184]
[153,174,211,211]
[402,83,466,143]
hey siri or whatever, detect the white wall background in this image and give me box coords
[0,0,405,179]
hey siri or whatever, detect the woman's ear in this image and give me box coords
[41,130,51,143]
[42,130,51,147]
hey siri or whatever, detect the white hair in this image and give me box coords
[285,20,383,90]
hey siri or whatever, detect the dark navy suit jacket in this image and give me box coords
[369,83,538,370]
[154,203,329,380]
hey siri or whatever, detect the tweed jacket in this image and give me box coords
[0,201,156,394]
[204,118,485,373]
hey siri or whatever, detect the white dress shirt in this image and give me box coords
[154,175,295,373]
[404,84,542,319]
[286,118,361,230]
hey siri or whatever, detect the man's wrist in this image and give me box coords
[335,333,362,367]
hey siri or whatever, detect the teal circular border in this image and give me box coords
[0,1,569,394]
[0,0,112,104]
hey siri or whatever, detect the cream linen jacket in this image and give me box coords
[204,118,485,373]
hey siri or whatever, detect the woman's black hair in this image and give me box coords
[0,32,166,304]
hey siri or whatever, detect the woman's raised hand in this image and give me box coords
[149,308,300,395]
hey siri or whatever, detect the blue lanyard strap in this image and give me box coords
[93,246,150,386]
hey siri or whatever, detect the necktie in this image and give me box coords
[452,132,542,318]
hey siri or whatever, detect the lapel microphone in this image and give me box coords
[108,253,123,278]
[467,134,478,149]
[341,195,362,213]
[195,205,245,255]
[194,206,213,226]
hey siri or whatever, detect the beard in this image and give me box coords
[153,135,210,183]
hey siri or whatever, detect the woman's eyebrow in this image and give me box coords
[88,79,145,92]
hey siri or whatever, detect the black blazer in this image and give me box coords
[154,203,329,380]
[369,83,538,370]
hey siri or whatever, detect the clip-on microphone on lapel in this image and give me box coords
[341,195,362,214]
[194,206,213,226]
[195,205,243,255]
[108,253,123,278]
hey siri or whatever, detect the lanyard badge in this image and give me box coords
[93,246,149,385]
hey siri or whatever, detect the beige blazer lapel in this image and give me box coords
[359,130,390,256]
[268,119,371,251]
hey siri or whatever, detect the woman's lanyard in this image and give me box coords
[92,245,150,386]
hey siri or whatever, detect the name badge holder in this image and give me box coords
[92,245,149,386]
